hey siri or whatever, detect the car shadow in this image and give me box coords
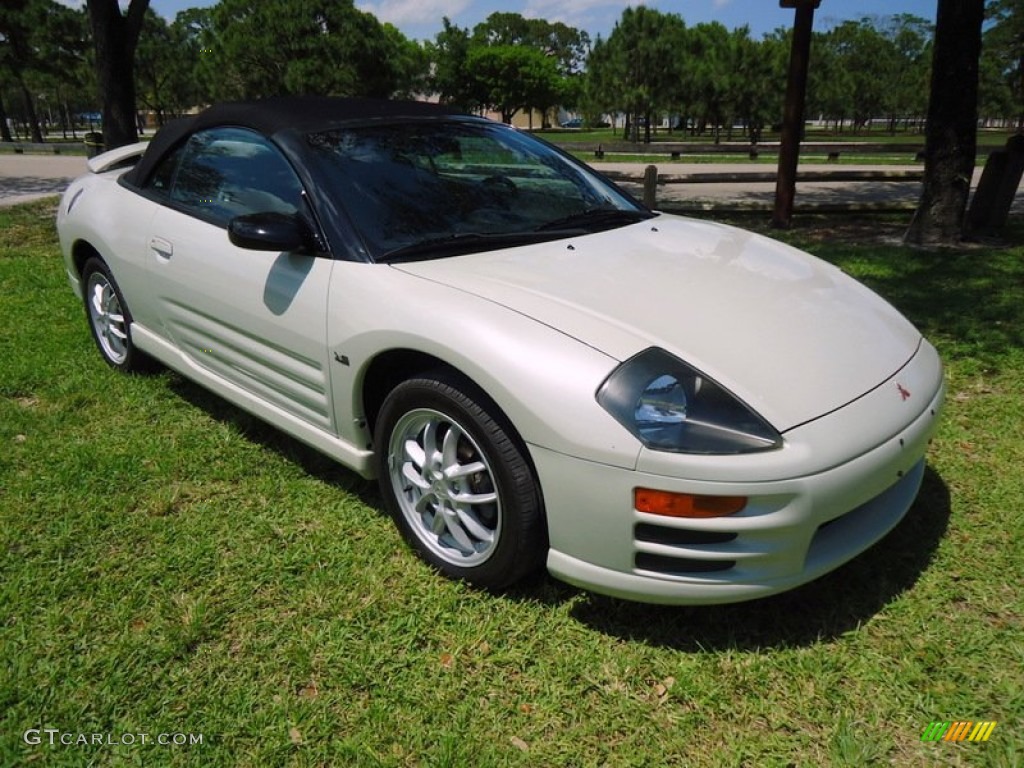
[556,465,951,651]
[164,370,950,651]
[164,373,383,510]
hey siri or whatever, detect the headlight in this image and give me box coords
[597,348,782,454]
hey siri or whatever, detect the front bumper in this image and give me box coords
[536,344,944,605]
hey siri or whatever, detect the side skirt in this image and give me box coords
[133,324,376,478]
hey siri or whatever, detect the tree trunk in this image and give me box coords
[0,93,13,143]
[905,0,985,246]
[17,80,44,143]
[87,0,150,150]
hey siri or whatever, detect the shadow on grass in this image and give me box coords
[164,374,382,511]
[828,250,1023,371]
[165,366,951,649]
[562,466,951,651]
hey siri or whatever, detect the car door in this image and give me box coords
[146,127,336,432]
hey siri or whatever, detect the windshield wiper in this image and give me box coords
[534,207,653,233]
[379,231,569,263]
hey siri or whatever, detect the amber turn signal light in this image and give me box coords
[634,488,747,518]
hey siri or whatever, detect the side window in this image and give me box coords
[168,127,304,228]
[146,144,185,197]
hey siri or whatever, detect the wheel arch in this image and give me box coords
[361,349,530,456]
[359,348,546,507]
[70,239,103,280]
[361,348,449,437]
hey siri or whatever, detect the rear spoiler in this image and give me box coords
[87,142,148,174]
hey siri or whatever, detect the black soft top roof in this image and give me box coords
[124,96,464,187]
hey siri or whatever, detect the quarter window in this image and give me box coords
[146,144,184,197]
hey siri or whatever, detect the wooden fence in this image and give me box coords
[560,141,925,163]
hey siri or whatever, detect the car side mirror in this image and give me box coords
[228,212,311,252]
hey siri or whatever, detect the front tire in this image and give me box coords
[375,374,546,589]
[81,257,151,372]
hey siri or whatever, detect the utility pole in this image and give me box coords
[773,0,821,228]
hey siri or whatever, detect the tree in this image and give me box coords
[687,22,735,142]
[905,0,985,246]
[427,18,476,110]
[584,7,685,141]
[881,15,932,132]
[1,0,46,142]
[983,0,1024,126]
[428,12,586,125]
[807,25,853,132]
[466,45,561,124]
[86,0,150,150]
[730,28,784,143]
[0,93,11,142]
[135,10,184,126]
[471,12,588,126]
[580,35,618,127]
[37,3,91,139]
[806,15,931,134]
[472,12,589,75]
[1,0,88,142]
[172,7,216,109]
[202,0,421,101]
[831,20,894,132]
[381,22,429,100]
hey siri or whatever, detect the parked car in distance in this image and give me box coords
[560,117,584,129]
[57,97,944,604]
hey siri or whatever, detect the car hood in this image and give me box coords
[393,215,922,432]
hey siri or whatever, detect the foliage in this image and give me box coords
[465,45,562,125]
[584,11,789,143]
[5,0,1024,152]
[983,0,1024,126]
[0,0,90,142]
[2,199,1023,766]
[426,18,475,110]
[6,2,1024,147]
[728,28,785,143]
[807,15,931,134]
[427,12,588,125]
[471,11,589,75]
[135,9,208,125]
[198,0,419,101]
[584,7,686,140]
[582,9,940,142]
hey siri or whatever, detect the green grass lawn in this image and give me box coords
[1,199,1021,767]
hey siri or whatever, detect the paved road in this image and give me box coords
[2,153,1018,214]
[0,154,87,207]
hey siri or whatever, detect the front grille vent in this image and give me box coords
[635,553,736,574]
[635,523,737,547]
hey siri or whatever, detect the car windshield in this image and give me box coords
[305,120,649,261]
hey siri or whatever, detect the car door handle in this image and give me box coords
[150,237,173,259]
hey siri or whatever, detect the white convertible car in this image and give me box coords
[57,97,944,604]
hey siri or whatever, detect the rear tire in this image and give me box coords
[81,257,152,373]
[375,373,546,589]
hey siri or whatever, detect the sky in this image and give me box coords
[146,0,939,42]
